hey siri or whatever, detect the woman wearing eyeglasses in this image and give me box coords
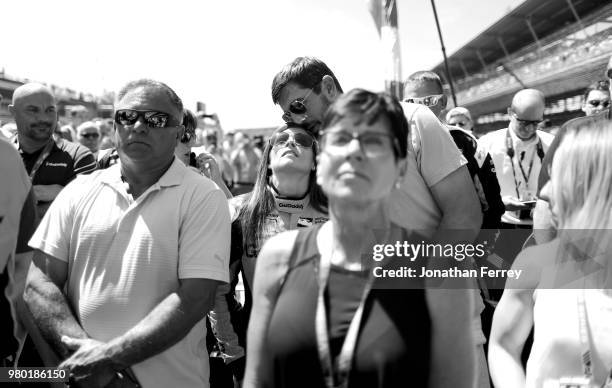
[244,89,476,388]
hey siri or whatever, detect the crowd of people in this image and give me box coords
[0,53,611,388]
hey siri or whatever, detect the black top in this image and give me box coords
[449,127,504,229]
[263,225,431,388]
[19,138,96,187]
[537,108,610,195]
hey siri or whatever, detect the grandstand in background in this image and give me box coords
[432,0,612,135]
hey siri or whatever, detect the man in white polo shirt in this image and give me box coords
[24,79,230,388]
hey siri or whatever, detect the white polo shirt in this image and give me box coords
[479,128,554,225]
[29,158,230,388]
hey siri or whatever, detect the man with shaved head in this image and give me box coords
[9,83,96,221]
[479,89,554,229]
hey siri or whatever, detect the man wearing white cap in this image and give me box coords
[446,107,475,135]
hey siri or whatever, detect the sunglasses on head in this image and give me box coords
[587,99,610,108]
[404,94,444,107]
[81,132,99,139]
[180,130,195,144]
[271,131,314,148]
[114,109,171,128]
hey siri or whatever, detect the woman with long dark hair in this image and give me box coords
[208,123,328,383]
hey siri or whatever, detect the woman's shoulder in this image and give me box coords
[515,238,560,268]
[508,239,561,289]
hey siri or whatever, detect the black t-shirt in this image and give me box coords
[19,138,96,188]
[537,109,611,195]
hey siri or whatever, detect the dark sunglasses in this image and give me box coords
[511,112,542,127]
[587,99,610,108]
[272,131,314,148]
[81,132,99,139]
[115,109,171,128]
[288,88,314,115]
[180,130,195,144]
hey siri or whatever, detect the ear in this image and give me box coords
[321,75,338,101]
[8,104,15,116]
[176,125,185,140]
[396,158,408,181]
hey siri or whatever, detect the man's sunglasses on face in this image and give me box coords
[283,88,315,123]
[511,112,542,127]
[587,99,610,109]
[404,94,444,107]
[115,109,172,128]
[271,131,314,148]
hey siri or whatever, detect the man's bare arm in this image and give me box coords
[32,184,64,203]
[60,278,219,376]
[431,165,483,242]
[23,250,89,358]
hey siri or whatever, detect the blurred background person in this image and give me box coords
[175,109,198,167]
[230,132,260,195]
[0,137,36,369]
[582,79,610,117]
[446,106,475,136]
[1,122,17,140]
[199,128,233,189]
[76,121,101,157]
[244,89,476,388]
[489,121,612,388]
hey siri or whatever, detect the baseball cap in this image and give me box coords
[445,107,472,123]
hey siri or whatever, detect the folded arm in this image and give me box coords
[23,250,89,358]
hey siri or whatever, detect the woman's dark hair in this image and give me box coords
[238,124,328,252]
[182,109,198,143]
[320,88,409,159]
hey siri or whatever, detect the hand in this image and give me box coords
[503,196,531,211]
[59,336,116,387]
[196,152,222,182]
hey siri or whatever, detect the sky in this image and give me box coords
[3,0,524,131]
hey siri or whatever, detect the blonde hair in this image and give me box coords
[552,121,612,230]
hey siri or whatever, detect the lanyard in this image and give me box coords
[505,129,543,198]
[315,250,375,388]
[14,138,56,181]
[577,291,593,378]
[577,291,612,387]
